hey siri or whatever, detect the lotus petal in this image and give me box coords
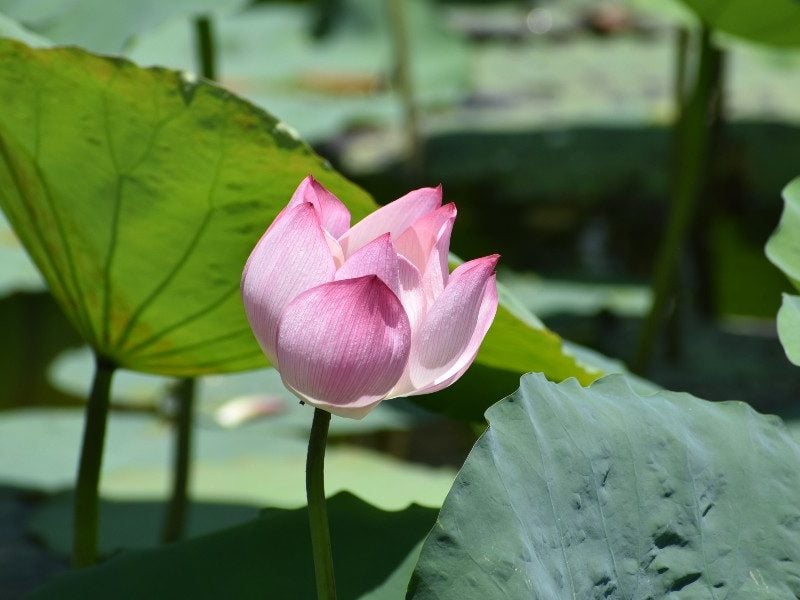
[392,255,499,397]
[339,186,442,257]
[241,203,336,364]
[276,276,411,418]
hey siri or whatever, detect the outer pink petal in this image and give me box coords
[335,233,400,297]
[289,175,351,238]
[389,255,499,398]
[241,203,336,364]
[339,185,442,257]
[275,276,411,419]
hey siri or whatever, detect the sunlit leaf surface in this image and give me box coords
[409,374,800,599]
[0,39,375,375]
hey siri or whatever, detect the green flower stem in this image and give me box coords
[306,408,337,600]
[632,25,723,374]
[72,353,116,567]
[162,377,196,543]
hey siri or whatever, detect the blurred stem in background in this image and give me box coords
[673,27,690,115]
[194,14,217,81]
[633,25,724,374]
[161,378,196,543]
[664,26,690,363]
[160,14,217,544]
[72,355,116,567]
[387,0,423,180]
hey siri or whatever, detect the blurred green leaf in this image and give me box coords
[0,403,454,508]
[47,350,435,432]
[767,177,800,289]
[499,271,651,318]
[710,215,789,319]
[0,39,374,376]
[48,347,171,409]
[776,294,800,365]
[409,373,800,598]
[30,492,436,600]
[475,285,599,382]
[0,11,51,47]
[0,0,247,54]
[676,0,800,48]
[414,265,599,422]
[766,176,800,365]
[124,0,469,141]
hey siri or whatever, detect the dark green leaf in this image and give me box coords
[31,492,437,600]
[409,374,800,599]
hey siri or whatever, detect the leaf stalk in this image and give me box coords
[72,353,116,567]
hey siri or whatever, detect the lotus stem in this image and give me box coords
[72,353,116,567]
[306,408,337,600]
[162,377,196,543]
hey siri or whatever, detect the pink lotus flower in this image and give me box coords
[241,176,499,419]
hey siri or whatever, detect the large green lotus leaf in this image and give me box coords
[408,374,800,599]
[30,492,436,600]
[676,0,800,48]
[767,176,800,365]
[474,282,598,381]
[0,39,375,375]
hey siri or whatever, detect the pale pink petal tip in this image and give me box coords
[289,175,351,238]
[275,275,411,419]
